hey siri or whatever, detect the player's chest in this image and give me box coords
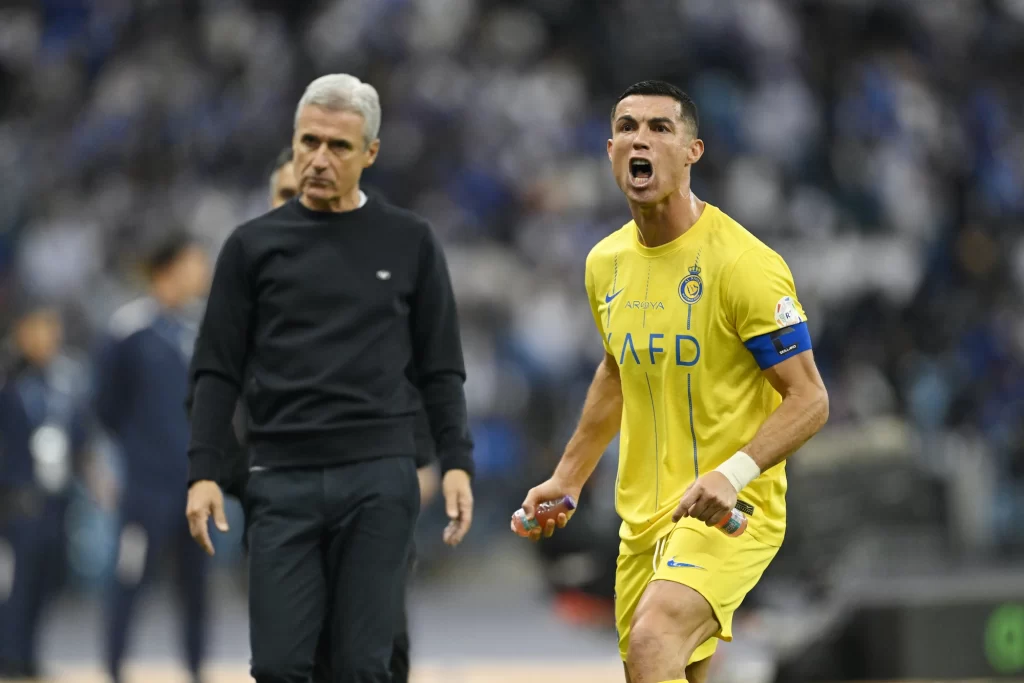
[596,253,726,373]
[596,255,716,332]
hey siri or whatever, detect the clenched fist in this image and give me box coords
[672,471,737,527]
[519,477,580,541]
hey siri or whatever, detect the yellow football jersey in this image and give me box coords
[585,203,811,554]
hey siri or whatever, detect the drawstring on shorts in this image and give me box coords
[653,536,668,573]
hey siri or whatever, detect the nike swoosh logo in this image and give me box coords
[605,288,625,303]
[666,559,705,570]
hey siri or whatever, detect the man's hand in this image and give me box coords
[186,480,229,556]
[520,477,580,542]
[672,472,737,526]
[441,469,473,546]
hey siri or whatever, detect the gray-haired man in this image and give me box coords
[185,74,474,683]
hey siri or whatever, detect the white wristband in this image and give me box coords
[714,451,761,493]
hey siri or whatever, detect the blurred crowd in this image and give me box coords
[2,0,1024,646]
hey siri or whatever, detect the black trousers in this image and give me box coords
[313,545,415,683]
[246,456,419,683]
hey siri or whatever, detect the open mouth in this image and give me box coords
[629,158,653,186]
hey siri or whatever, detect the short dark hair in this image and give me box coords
[145,233,197,279]
[273,146,293,172]
[611,80,699,136]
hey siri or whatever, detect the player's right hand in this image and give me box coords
[186,480,229,556]
[520,477,579,542]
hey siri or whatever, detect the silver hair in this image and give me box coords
[294,74,381,146]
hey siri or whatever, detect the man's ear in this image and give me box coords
[365,139,381,168]
[687,138,705,165]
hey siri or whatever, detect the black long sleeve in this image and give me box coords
[410,231,474,476]
[188,374,240,483]
[188,231,251,484]
[187,194,473,480]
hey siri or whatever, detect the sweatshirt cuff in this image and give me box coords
[188,446,221,487]
[438,449,474,479]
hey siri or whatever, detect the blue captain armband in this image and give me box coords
[744,322,812,370]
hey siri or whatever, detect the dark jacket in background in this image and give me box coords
[95,298,196,494]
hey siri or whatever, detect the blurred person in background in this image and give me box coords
[0,298,89,680]
[520,81,829,683]
[94,235,212,683]
[185,74,470,683]
[269,148,299,209]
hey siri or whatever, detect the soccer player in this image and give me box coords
[519,80,829,683]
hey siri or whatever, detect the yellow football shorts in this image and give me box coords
[614,517,780,663]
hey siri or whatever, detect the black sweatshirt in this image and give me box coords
[187,194,472,485]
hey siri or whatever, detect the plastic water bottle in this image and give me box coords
[511,495,577,537]
[715,508,748,537]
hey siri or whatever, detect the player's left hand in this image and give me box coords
[441,469,473,546]
[672,471,737,526]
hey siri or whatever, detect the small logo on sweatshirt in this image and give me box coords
[376,270,391,281]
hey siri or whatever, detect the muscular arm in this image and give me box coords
[553,352,623,492]
[677,246,828,525]
[520,352,621,531]
[676,349,829,526]
[742,349,829,472]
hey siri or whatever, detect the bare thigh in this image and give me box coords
[686,656,712,683]
[627,579,719,683]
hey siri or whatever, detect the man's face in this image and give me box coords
[15,310,62,367]
[270,161,298,208]
[293,105,379,205]
[607,95,703,205]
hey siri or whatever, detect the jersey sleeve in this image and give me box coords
[726,247,812,370]
[584,255,612,355]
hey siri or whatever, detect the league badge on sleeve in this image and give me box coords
[774,296,803,328]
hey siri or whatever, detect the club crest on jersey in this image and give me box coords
[679,263,703,305]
